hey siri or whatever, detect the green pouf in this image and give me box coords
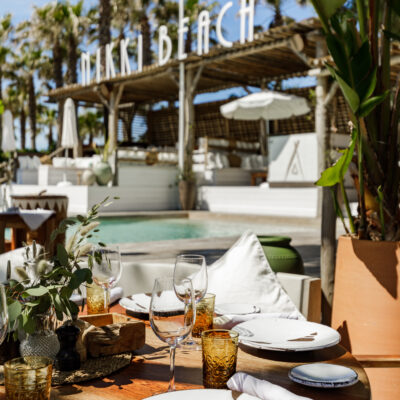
[257,235,304,274]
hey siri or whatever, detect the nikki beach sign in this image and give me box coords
[80,0,255,85]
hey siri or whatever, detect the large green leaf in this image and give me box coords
[310,0,346,31]
[57,243,69,266]
[25,286,49,297]
[316,131,356,187]
[7,301,22,324]
[68,268,92,291]
[326,34,350,82]
[359,93,389,118]
[326,64,360,114]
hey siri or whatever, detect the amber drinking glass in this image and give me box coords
[86,283,110,314]
[4,356,53,400]
[192,293,215,339]
[201,329,239,389]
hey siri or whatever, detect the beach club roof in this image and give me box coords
[48,18,327,105]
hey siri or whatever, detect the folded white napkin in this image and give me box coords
[18,209,54,231]
[227,372,312,400]
[124,291,184,313]
[214,312,302,330]
[70,286,124,305]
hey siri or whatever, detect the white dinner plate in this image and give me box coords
[233,318,340,352]
[144,389,259,400]
[289,363,358,388]
[119,291,184,314]
[215,303,260,316]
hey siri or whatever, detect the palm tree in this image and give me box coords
[31,3,68,147]
[4,81,28,150]
[78,110,104,147]
[0,14,13,141]
[64,1,90,85]
[99,0,112,73]
[38,105,57,151]
[13,25,44,151]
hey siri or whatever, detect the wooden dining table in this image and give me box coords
[0,305,371,400]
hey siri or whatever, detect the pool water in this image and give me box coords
[66,217,313,244]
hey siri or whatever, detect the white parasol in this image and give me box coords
[61,98,79,152]
[1,110,16,152]
[220,90,310,157]
[60,98,78,186]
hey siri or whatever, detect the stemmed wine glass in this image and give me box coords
[90,246,122,312]
[173,254,207,350]
[149,277,195,392]
[0,284,8,346]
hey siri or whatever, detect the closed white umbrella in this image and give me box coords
[61,98,78,150]
[1,110,16,152]
[60,98,78,186]
[220,90,310,159]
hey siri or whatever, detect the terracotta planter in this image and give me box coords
[332,236,400,355]
[332,236,400,399]
[178,181,196,210]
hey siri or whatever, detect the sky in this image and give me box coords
[0,0,317,150]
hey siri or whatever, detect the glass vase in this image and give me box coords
[19,310,60,360]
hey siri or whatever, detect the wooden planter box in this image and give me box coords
[332,236,400,399]
[80,313,145,357]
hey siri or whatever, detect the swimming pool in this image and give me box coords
[66,217,315,244]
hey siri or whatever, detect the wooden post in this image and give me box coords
[315,38,336,325]
[183,65,203,177]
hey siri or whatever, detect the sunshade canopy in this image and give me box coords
[220,90,310,121]
[1,110,16,152]
[61,98,78,149]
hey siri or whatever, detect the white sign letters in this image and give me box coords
[80,0,255,85]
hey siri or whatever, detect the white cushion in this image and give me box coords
[207,231,304,318]
[31,156,41,169]
[18,156,29,169]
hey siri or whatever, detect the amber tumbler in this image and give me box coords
[86,283,110,314]
[4,356,52,400]
[201,329,239,389]
[192,293,216,338]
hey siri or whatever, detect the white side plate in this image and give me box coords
[289,363,358,388]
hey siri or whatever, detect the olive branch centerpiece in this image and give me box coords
[6,197,118,337]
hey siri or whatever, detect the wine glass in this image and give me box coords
[0,284,8,345]
[90,246,122,312]
[149,277,195,392]
[173,254,207,350]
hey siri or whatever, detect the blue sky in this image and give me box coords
[0,0,316,150]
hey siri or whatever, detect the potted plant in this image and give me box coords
[6,197,112,359]
[311,0,400,397]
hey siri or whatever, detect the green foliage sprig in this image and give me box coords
[6,197,118,336]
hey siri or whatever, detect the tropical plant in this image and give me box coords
[78,110,104,147]
[38,105,57,150]
[311,0,400,240]
[6,197,116,337]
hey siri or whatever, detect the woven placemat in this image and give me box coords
[0,353,132,386]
